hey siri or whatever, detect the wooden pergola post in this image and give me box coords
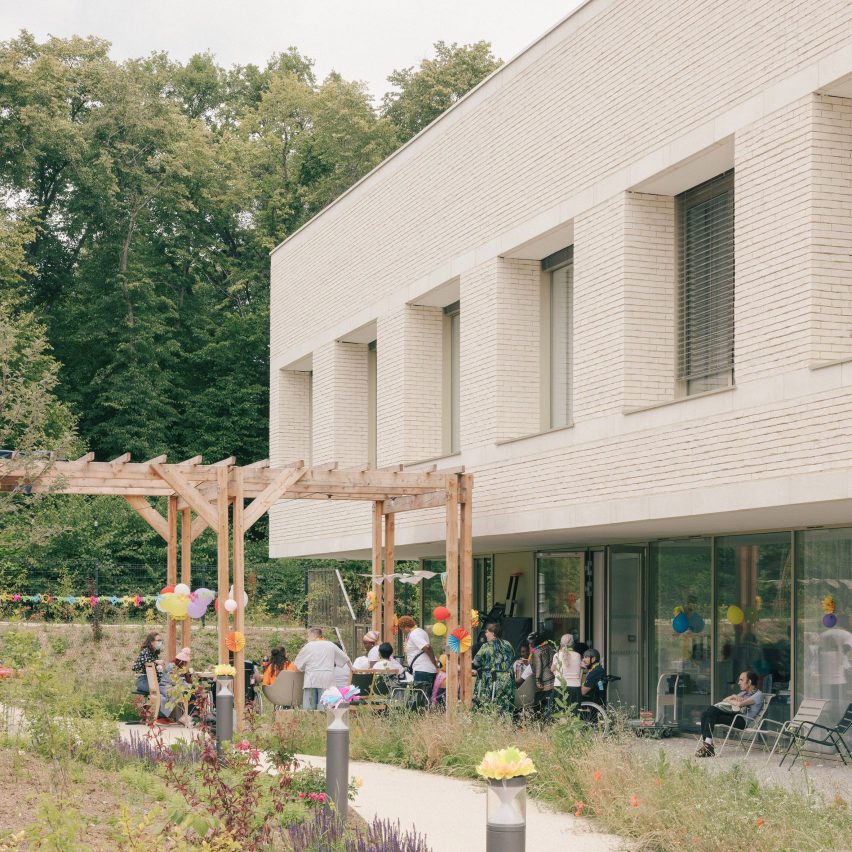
[383,511,395,643]
[371,501,383,634]
[216,465,230,664]
[233,467,246,730]
[166,495,178,662]
[180,507,191,649]
[459,474,473,707]
[444,475,459,716]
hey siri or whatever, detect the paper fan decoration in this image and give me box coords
[320,686,361,708]
[448,627,472,653]
[225,630,246,652]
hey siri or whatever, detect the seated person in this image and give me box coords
[262,646,296,685]
[695,670,763,757]
[159,647,194,721]
[432,653,448,706]
[512,641,532,686]
[132,631,163,694]
[352,630,381,670]
[371,642,404,675]
[580,648,607,703]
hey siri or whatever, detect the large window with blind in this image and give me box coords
[542,246,573,428]
[677,171,734,395]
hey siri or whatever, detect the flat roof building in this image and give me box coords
[270,0,852,731]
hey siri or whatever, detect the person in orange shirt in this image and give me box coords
[262,647,297,685]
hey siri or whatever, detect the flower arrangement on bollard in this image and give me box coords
[321,685,360,823]
[477,747,536,852]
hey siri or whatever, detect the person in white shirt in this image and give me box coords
[551,633,583,707]
[293,627,352,710]
[371,641,404,675]
[398,615,438,697]
[353,630,382,670]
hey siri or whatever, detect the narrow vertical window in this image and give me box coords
[444,302,460,454]
[542,247,573,428]
[677,171,734,395]
[367,341,377,467]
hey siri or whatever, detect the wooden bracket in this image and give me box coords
[125,495,169,541]
[151,463,218,528]
[243,465,307,530]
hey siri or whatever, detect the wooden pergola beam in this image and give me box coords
[382,491,447,514]
[242,464,307,530]
[109,453,131,467]
[124,495,169,541]
[151,463,218,528]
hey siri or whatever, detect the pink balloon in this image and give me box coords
[224,598,238,613]
[187,598,208,619]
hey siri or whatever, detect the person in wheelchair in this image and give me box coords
[580,648,607,704]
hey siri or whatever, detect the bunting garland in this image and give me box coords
[0,592,157,608]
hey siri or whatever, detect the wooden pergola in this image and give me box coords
[1,453,474,721]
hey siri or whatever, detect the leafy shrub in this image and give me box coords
[0,629,40,666]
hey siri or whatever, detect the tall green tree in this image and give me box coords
[382,41,502,142]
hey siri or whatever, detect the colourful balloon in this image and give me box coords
[155,594,167,613]
[432,622,447,636]
[171,597,189,619]
[433,606,451,622]
[672,612,689,633]
[228,586,248,607]
[688,612,705,633]
[160,586,175,595]
[727,605,744,625]
[173,583,190,597]
[823,613,837,628]
[195,588,215,603]
[187,598,208,619]
[224,598,238,613]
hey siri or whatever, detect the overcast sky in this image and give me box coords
[1,1,586,102]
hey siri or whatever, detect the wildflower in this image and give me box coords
[575,801,585,816]
[236,740,251,751]
[593,771,602,782]
[630,794,639,808]
[353,776,364,788]
[654,777,661,785]
[757,818,764,827]
[298,792,306,799]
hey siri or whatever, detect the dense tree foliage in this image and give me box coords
[0,32,500,596]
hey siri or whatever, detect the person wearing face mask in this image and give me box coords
[132,631,163,695]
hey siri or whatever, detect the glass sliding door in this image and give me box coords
[795,529,852,732]
[715,533,792,724]
[607,546,645,714]
[649,539,712,731]
[535,553,584,643]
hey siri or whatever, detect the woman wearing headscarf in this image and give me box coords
[472,622,516,714]
[551,633,582,708]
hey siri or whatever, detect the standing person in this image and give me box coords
[528,632,556,718]
[472,622,516,714]
[552,634,582,708]
[513,641,532,686]
[352,630,381,669]
[695,671,763,757]
[398,615,439,699]
[293,628,352,710]
[159,647,193,721]
[132,631,162,694]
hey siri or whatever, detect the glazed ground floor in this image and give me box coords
[405,525,851,734]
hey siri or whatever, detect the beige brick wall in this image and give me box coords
[811,94,852,365]
[460,258,541,447]
[271,369,311,466]
[376,305,443,465]
[270,0,852,364]
[311,341,368,467]
[623,193,676,409]
[574,195,625,418]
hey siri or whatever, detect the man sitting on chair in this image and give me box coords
[696,670,763,757]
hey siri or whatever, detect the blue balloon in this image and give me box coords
[672,612,689,633]
[688,612,705,633]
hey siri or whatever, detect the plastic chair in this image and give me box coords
[145,663,161,721]
[746,697,830,764]
[779,701,852,767]
[261,670,305,710]
[715,694,774,755]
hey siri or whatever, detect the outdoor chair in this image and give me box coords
[261,670,304,711]
[715,694,774,756]
[778,701,852,768]
[741,697,830,765]
[351,671,396,712]
[145,662,161,722]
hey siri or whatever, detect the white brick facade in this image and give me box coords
[269,0,852,560]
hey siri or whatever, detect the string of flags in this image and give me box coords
[1,592,155,607]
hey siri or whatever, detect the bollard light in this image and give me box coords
[321,686,360,822]
[215,673,235,751]
[476,746,535,852]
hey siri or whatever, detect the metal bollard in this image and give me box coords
[325,706,350,821]
[216,676,234,751]
[486,777,527,852]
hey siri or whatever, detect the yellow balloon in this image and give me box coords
[172,597,189,618]
[727,605,744,625]
[432,622,447,636]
